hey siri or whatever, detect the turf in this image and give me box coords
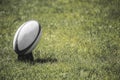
[0,0,120,80]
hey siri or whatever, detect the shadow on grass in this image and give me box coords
[34,58,58,64]
[16,57,57,65]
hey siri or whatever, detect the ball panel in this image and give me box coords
[13,23,25,51]
[26,28,42,54]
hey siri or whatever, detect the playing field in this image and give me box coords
[0,0,120,80]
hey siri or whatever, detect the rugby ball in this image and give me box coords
[13,20,41,55]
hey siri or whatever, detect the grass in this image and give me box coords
[0,0,120,80]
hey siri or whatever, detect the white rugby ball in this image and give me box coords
[13,20,41,55]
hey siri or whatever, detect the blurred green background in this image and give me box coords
[0,0,120,80]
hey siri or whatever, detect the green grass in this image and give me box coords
[0,0,120,80]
